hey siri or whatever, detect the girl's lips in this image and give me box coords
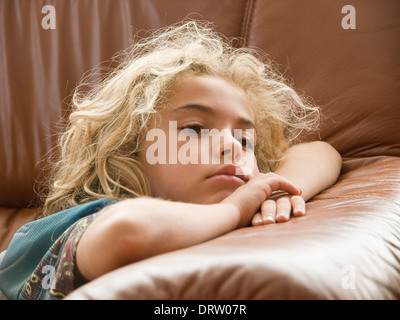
[207,165,248,183]
[207,173,246,184]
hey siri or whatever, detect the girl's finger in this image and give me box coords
[251,212,263,226]
[261,200,276,224]
[291,195,306,217]
[259,173,302,197]
[275,196,291,222]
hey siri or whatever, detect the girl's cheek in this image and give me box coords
[174,139,202,165]
[243,154,259,177]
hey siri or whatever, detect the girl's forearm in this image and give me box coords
[76,198,240,280]
[274,141,342,201]
[119,198,240,257]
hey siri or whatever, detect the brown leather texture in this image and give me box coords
[1,0,399,299]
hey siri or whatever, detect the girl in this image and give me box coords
[0,21,341,299]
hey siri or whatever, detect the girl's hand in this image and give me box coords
[221,172,302,228]
[251,193,305,226]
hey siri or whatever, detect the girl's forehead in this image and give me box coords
[163,75,255,121]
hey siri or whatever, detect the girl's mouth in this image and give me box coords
[207,165,249,184]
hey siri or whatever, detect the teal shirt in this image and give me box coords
[0,198,116,300]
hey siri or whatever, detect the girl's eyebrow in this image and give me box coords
[173,103,256,130]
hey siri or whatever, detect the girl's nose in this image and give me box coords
[218,129,243,164]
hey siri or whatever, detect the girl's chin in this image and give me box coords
[156,186,239,205]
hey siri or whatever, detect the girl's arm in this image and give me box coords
[252,141,342,225]
[77,199,238,281]
[275,141,342,201]
[76,173,301,280]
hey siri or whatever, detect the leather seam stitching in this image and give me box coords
[240,0,256,46]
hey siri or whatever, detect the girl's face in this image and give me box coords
[137,75,259,204]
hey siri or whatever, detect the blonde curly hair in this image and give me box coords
[42,20,319,216]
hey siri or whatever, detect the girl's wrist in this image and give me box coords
[213,202,242,230]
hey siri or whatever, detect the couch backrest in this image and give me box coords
[1,0,399,210]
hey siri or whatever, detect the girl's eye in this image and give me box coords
[180,124,203,135]
[238,137,255,151]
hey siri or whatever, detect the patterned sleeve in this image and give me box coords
[19,214,97,300]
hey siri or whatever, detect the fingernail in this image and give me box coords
[254,216,263,225]
[265,216,275,224]
[276,214,288,222]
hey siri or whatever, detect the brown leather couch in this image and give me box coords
[1,0,399,300]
